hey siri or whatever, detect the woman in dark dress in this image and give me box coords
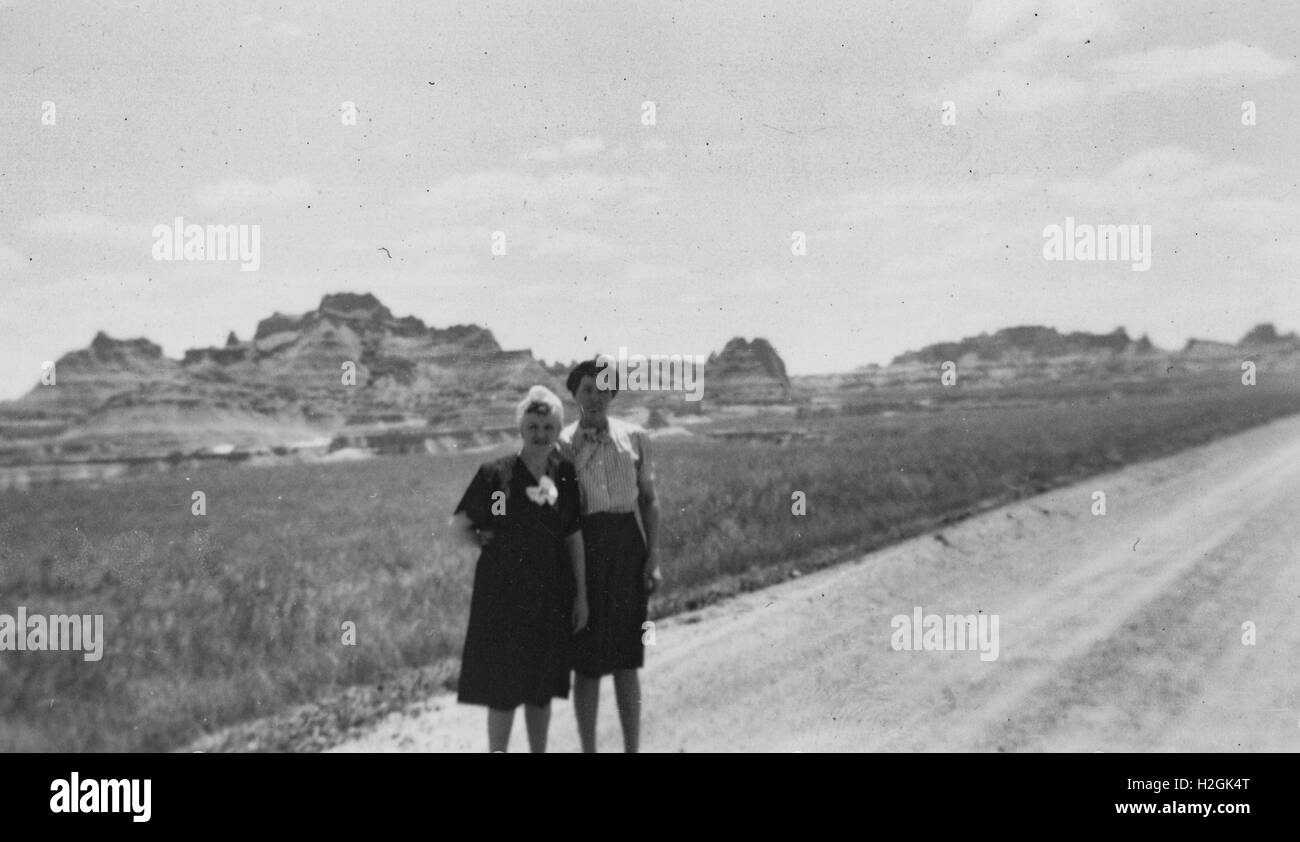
[450,385,587,752]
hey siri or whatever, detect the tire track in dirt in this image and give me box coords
[331,413,1300,752]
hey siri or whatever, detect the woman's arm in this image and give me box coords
[637,480,662,592]
[635,431,662,592]
[449,511,492,550]
[451,464,496,550]
[566,530,588,631]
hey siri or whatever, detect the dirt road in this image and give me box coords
[332,413,1300,752]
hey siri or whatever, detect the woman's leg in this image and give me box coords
[573,673,601,753]
[487,707,514,753]
[523,703,551,753]
[613,668,641,753]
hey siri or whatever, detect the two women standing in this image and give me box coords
[451,358,661,752]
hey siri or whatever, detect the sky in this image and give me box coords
[1,0,1297,400]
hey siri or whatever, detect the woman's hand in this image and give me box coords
[644,561,663,594]
[449,513,489,552]
[571,594,589,632]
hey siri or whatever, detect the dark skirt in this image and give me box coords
[457,532,573,709]
[572,512,649,678]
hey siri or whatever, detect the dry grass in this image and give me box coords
[2,378,1299,751]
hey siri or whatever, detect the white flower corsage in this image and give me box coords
[525,475,559,506]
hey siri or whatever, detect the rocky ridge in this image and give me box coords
[0,295,794,464]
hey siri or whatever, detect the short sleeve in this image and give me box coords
[453,463,497,529]
[557,461,582,537]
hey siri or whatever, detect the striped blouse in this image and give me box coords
[557,417,654,515]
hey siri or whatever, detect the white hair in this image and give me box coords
[515,385,564,426]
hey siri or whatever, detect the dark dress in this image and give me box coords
[454,450,581,709]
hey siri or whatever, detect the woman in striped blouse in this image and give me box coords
[559,358,662,753]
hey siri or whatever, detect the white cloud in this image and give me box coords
[805,175,1037,226]
[371,138,414,161]
[243,14,308,39]
[25,212,143,242]
[421,171,545,207]
[920,39,1293,116]
[1098,42,1294,96]
[271,22,308,39]
[1040,148,1300,261]
[878,251,970,278]
[0,242,29,272]
[371,162,667,267]
[520,136,606,162]
[403,225,495,253]
[195,177,314,209]
[333,227,492,276]
[930,0,1116,114]
[921,0,1109,115]
[801,145,1297,284]
[967,0,1039,39]
[1051,147,1262,211]
[950,5,1293,116]
[642,138,669,153]
[968,0,1116,61]
[1261,239,1300,262]
[528,229,621,262]
[1005,2,1116,63]
[337,221,623,263]
[1204,197,1300,235]
[916,69,1089,114]
[419,169,659,213]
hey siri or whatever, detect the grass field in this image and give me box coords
[2,375,1300,751]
